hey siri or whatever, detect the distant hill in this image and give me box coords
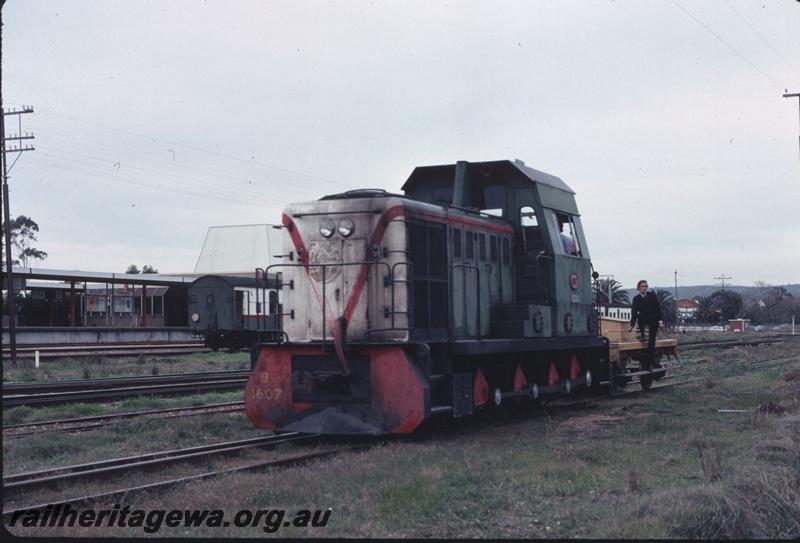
[625,284,800,301]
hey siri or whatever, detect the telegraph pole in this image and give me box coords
[1,5,36,367]
[714,273,731,292]
[674,269,679,301]
[674,269,680,329]
[784,91,800,163]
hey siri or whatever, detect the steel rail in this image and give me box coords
[4,370,249,394]
[3,445,363,517]
[3,379,247,408]
[3,401,244,431]
[3,433,309,487]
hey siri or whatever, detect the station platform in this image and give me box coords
[2,326,195,346]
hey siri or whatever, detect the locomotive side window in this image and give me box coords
[429,226,446,278]
[452,228,462,259]
[409,220,449,338]
[466,231,474,260]
[481,185,505,217]
[409,222,427,273]
[555,213,581,257]
[519,206,543,252]
[490,235,498,262]
[432,187,454,205]
[479,233,487,261]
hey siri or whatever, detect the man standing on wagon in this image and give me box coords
[628,279,664,367]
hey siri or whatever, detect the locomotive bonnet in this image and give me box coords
[245,159,610,434]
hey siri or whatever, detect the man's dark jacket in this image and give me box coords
[630,291,663,326]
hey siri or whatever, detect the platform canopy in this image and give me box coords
[9,267,197,287]
[194,224,284,274]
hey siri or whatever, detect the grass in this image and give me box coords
[2,391,244,426]
[6,338,800,538]
[2,351,250,383]
[2,397,261,477]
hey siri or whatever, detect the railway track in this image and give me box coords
[2,342,208,359]
[3,401,246,438]
[3,371,248,408]
[2,432,367,516]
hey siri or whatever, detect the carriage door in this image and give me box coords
[514,188,552,303]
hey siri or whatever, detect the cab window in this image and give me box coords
[555,213,581,257]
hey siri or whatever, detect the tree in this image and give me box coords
[594,278,630,305]
[693,296,718,323]
[141,265,158,274]
[125,264,141,274]
[710,289,744,321]
[1,215,48,267]
[653,288,678,330]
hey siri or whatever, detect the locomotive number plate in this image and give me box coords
[248,371,283,401]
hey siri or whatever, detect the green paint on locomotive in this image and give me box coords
[402,159,596,341]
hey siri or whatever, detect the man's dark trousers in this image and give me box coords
[638,321,658,367]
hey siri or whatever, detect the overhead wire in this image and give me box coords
[37,109,352,189]
[670,0,787,91]
[24,114,349,204]
[721,0,800,81]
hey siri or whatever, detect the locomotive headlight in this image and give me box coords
[191,313,200,323]
[319,219,335,238]
[338,218,355,238]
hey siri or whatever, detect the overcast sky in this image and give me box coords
[3,0,799,289]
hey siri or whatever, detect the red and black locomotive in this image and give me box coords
[245,159,664,434]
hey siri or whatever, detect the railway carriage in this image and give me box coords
[245,159,675,434]
[189,275,281,351]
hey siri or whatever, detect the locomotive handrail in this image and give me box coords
[389,261,414,331]
[263,260,400,348]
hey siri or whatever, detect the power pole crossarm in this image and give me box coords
[714,274,732,292]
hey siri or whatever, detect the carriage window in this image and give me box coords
[206,294,215,308]
[478,233,487,261]
[452,228,462,258]
[502,238,510,265]
[490,235,498,262]
[466,231,474,260]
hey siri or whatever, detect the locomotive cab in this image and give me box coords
[402,159,595,339]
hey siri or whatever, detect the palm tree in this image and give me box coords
[594,278,630,305]
[653,288,678,330]
[694,295,717,323]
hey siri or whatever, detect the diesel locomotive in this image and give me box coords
[245,159,673,435]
